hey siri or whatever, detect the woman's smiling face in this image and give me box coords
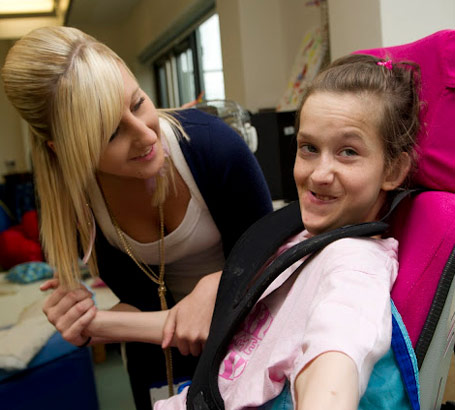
[97,65,165,181]
[294,91,400,235]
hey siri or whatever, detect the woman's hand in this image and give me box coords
[40,278,96,346]
[162,271,221,356]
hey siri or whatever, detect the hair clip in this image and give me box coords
[377,60,393,70]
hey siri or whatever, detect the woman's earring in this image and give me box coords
[46,141,56,153]
[82,203,96,265]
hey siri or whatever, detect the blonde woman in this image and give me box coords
[1,26,272,410]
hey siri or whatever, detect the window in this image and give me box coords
[154,14,225,108]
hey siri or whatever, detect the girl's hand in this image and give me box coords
[40,278,97,346]
[162,271,221,356]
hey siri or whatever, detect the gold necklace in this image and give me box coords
[111,205,167,302]
[102,192,175,397]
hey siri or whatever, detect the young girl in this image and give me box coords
[1,26,272,410]
[80,53,420,409]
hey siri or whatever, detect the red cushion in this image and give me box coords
[20,210,40,242]
[0,226,43,270]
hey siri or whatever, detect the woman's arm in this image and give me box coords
[294,351,359,410]
[162,270,221,355]
[84,309,170,345]
[161,111,272,356]
[41,279,169,346]
[82,302,143,345]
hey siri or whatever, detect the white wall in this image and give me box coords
[380,0,455,47]
[218,0,321,112]
[216,0,246,106]
[327,0,382,59]
[328,0,455,60]
[0,41,27,180]
[237,0,287,111]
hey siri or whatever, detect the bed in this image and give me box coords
[0,273,119,410]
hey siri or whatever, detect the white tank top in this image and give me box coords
[89,119,225,301]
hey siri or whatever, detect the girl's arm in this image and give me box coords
[294,351,359,410]
[84,309,171,345]
[291,239,396,409]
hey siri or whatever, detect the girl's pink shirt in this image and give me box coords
[156,231,399,409]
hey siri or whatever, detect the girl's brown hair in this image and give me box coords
[297,54,421,172]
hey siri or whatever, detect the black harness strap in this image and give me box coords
[187,190,418,410]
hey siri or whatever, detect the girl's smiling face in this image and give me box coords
[97,65,165,181]
[294,91,409,235]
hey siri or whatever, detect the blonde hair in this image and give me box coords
[2,26,182,288]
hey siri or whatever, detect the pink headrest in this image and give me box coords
[356,30,455,192]
[389,191,455,346]
[356,32,455,347]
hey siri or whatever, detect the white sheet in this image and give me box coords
[0,274,119,370]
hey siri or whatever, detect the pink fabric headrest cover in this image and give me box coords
[355,31,455,346]
[356,30,455,193]
[389,191,455,346]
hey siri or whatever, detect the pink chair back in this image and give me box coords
[356,30,455,348]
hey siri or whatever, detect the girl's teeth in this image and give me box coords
[315,193,334,201]
[140,148,151,158]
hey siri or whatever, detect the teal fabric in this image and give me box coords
[389,301,420,409]
[258,357,412,410]
[257,348,413,410]
[358,348,411,409]
[257,301,419,409]
[6,261,53,283]
[359,301,418,409]
[259,381,293,410]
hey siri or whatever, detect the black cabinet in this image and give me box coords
[252,110,298,201]
[3,172,35,221]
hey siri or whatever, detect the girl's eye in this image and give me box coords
[299,143,317,154]
[340,148,358,157]
[109,126,120,142]
[132,97,145,112]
